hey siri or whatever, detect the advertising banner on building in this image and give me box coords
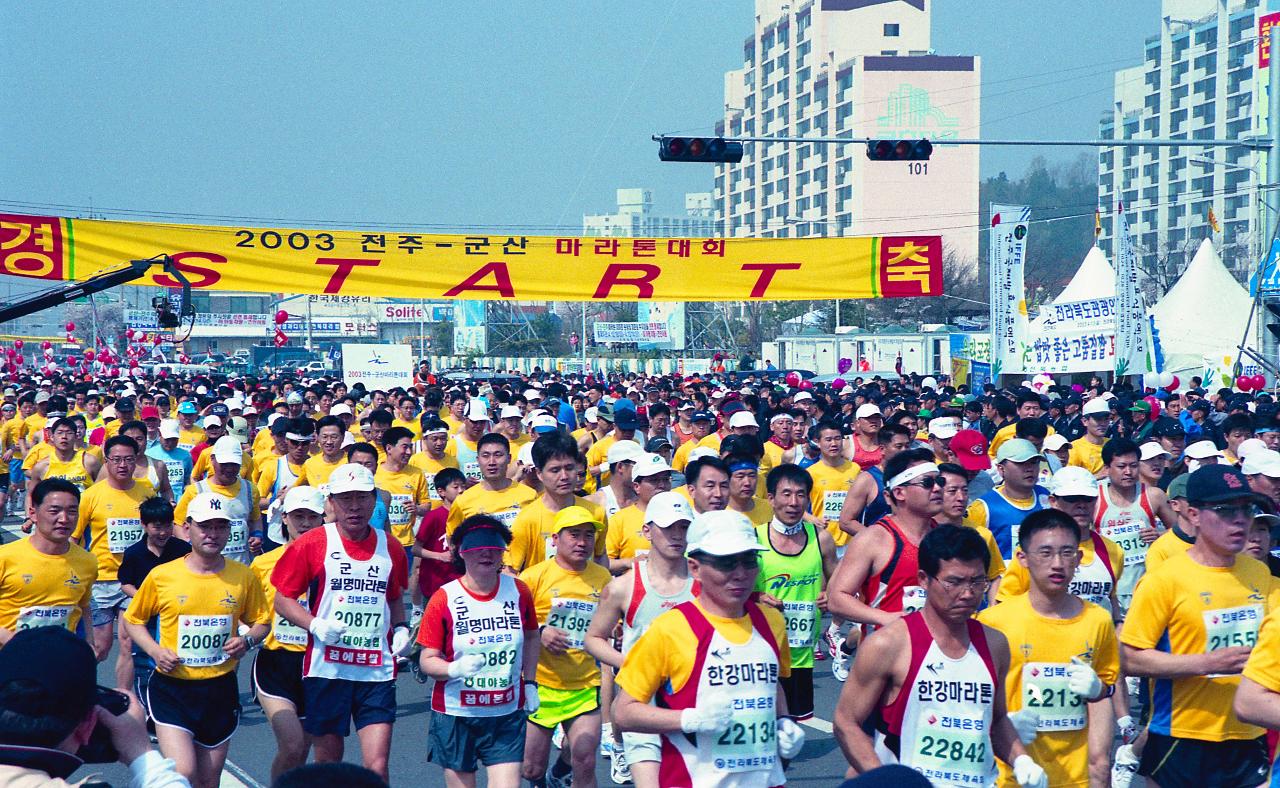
[1113,205,1150,376]
[592,322,672,344]
[637,302,685,350]
[0,213,944,302]
[988,205,1030,378]
[342,343,413,389]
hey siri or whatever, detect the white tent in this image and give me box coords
[1148,238,1252,373]
[1051,245,1115,304]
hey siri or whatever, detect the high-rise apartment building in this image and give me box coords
[715,0,981,263]
[582,188,715,237]
[1098,0,1276,279]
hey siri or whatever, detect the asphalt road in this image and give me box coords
[0,513,854,787]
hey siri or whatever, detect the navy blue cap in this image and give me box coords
[690,410,715,422]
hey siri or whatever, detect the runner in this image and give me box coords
[966,438,1050,560]
[123,491,272,788]
[250,486,325,780]
[978,509,1120,788]
[605,451,674,572]
[518,505,612,788]
[418,514,540,788]
[257,417,313,547]
[832,524,1048,788]
[174,436,261,566]
[1120,464,1277,788]
[446,433,538,535]
[506,432,607,573]
[587,439,642,523]
[296,416,349,490]
[586,491,696,788]
[409,415,459,510]
[936,463,1005,601]
[271,463,412,782]
[375,425,430,602]
[828,447,942,683]
[756,463,838,725]
[806,419,861,552]
[726,451,772,526]
[839,423,913,533]
[1094,437,1176,609]
[1067,398,1110,477]
[413,467,467,626]
[684,455,730,514]
[147,419,193,503]
[0,477,97,642]
[848,403,886,469]
[612,509,803,788]
[27,416,100,495]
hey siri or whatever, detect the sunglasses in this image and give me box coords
[902,476,941,490]
[701,553,760,572]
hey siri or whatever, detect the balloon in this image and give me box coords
[1167,375,1179,391]
[64,322,75,332]
[1252,374,1268,391]
[785,371,801,387]
[40,340,51,350]
[158,369,168,378]
[125,328,135,340]
[274,310,289,325]
[108,366,120,377]
[1157,371,1174,388]
[153,335,162,345]
[799,380,814,390]
[65,356,77,367]
[128,358,139,368]
[1144,395,1162,420]
[837,357,853,375]
[1237,375,1253,391]
[12,340,20,350]
[832,377,847,390]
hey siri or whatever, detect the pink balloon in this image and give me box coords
[832,377,847,389]
[1144,395,1161,420]
[12,340,21,350]
[65,356,77,366]
[64,322,75,332]
[837,357,853,375]
[785,371,801,387]
[84,349,95,361]
[158,369,168,378]
[109,366,120,377]
[128,358,139,368]
[125,329,135,340]
[41,340,51,350]
[799,380,814,390]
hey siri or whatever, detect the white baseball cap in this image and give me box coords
[465,400,489,422]
[211,435,243,464]
[1050,466,1099,498]
[688,446,719,462]
[1237,438,1268,463]
[1185,440,1224,460]
[327,463,376,494]
[202,415,223,428]
[1139,441,1171,461]
[1082,398,1110,417]
[517,442,534,466]
[523,388,542,401]
[499,405,523,420]
[330,403,352,417]
[529,413,558,433]
[855,404,882,419]
[793,391,813,402]
[1242,448,1280,478]
[283,486,326,514]
[646,490,694,527]
[633,452,673,479]
[606,440,645,465]
[584,406,599,423]
[928,417,959,440]
[159,419,181,440]
[686,510,765,557]
[187,492,234,523]
[1043,434,1070,452]
[728,412,758,429]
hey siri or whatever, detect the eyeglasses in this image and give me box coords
[105,455,135,465]
[902,476,941,490]
[701,553,760,573]
[1201,503,1254,521]
[1029,547,1081,561]
[933,575,991,593]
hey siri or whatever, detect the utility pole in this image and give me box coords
[1264,22,1280,371]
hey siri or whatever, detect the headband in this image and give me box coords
[887,462,941,490]
[727,460,758,474]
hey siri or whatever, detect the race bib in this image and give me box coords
[546,596,596,650]
[781,600,817,649]
[1021,662,1085,731]
[1204,604,1262,676]
[16,605,73,631]
[324,591,388,666]
[821,490,847,522]
[222,518,249,557]
[177,614,232,667]
[902,585,927,614]
[106,517,144,554]
[463,461,481,481]
[424,473,440,501]
[492,508,519,528]
[388,494,414,526]
[462,633,520,700]
[715,695,777,773]
[1103,520,1148,566]
[273,607,308,648]
[911,709,989,782]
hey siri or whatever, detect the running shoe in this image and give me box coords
[599,722,614,759]
[824,623,843,659]
[551,723,565,751]
[831,643,853,682]
[610,745,632,785]
[1111,744,1139,788]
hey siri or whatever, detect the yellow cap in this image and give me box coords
[552,505,599,532]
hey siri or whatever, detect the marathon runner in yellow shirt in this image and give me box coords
[124,491,271,788]
[0,477,97,643]
[409,415,459,511]
[1121,464,1279,788]
[806,419,861,551]
[506,432,607,574]
[979,509,1119,788]
[446,433,537,536]
[28,416,101,496]
[605,452,674,571]
[296,415,349,490]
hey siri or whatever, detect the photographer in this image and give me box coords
[0,626,188,786]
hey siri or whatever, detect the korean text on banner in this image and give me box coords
[0,214,943,303]
[1113,205,1150,377]
[342,344,413,389]
[988,205,1030,378]
[593,322,672,344]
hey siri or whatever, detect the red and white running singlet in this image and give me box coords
[303,524,395,682]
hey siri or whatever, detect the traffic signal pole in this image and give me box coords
[1262,23,1280,376]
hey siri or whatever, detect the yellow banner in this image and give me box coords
[0,213,943,302]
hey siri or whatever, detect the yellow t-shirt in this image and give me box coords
[807,460,860,548]
[250,546,309,653]
[252,427,275,458]
[978,594,1120,788]
[518,559,612,690]
[586,434,620,484]
[22,413,47,446]
[732,498,774,527]
[176,426,205,455]
[0,417,25,456]
[409,451,460,506]
[124,557,271,680]
[607,504,649,560]
[44,450,94,492]
[255,456,304,502]
[174,479,262,526]
[1067,437,1106,476]
[671,437,698,474]
[1145,526,1195,572]
[297,454,346,489]
[988,422,1058,460]
[1121,552,1280,741]
[961,524,1008,580]
[375,463,430,547]
[0,538,97,634]
[392,418,423,441]
[21,441,52,472]
[446,481,538,537]
[616,600,791,703]
[996,534,1124,605]
[191,449,256,483]
[73,480,155,581]
[507,496,608,572]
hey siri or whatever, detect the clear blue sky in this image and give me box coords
[1,1,1160,230]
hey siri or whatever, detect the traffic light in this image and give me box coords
[658,136,744,163]
[865,138,933,161]
[1266,302,1280,340]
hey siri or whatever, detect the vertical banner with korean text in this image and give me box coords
[988,205,1030,378]
[1113,204,1149,377]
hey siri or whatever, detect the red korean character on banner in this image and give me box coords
[879,236,942,297]
[0,214,65,281]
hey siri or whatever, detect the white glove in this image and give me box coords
[680,706,733,734]
[1116,715,1138,745]
[523,682,540,713]
[1066,657,1103,699]
[1008,709,1040,745]
[1013,754,1047,788]
[308,617,347,645]
[391,626,412,656]
[776,717,805,759]
[447,653,488,678]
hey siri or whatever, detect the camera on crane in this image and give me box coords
[153,295,180,329]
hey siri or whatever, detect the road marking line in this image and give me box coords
[222,759,265,788]
[801,716,833,733]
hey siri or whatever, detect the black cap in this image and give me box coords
[645,436,673,452]
[1187,464,1256,504]
[614,408,641,430]
[0,627,98,719]
[1190,400,1212,413]
[116,397,136,412]
[690,410,715,422]
[209,403,230,418]
[1152,419,1186,437]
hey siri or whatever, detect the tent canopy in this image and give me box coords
[1149,238,1252,374]
[1052,246,1115,304]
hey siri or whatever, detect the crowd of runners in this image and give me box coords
[3,363,1280,787]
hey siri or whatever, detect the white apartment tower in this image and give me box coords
[1098,0,1276,279]
[715,0,981,263]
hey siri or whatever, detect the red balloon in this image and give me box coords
[785,371,801,387]
[158,369,168,378]
[128,358,139,368]
[125,328,135,339]
[64,322,75,332]
[41,340,51,350]
[1252,374,1268,391]
[799,380,814,390]
[65,356,77,366]
[84,349,95,362]
[274,310,289,325]
[12,340,21,350]
[1237,375,1253,391]
[153,335,162,345]
[108,366,120,377]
